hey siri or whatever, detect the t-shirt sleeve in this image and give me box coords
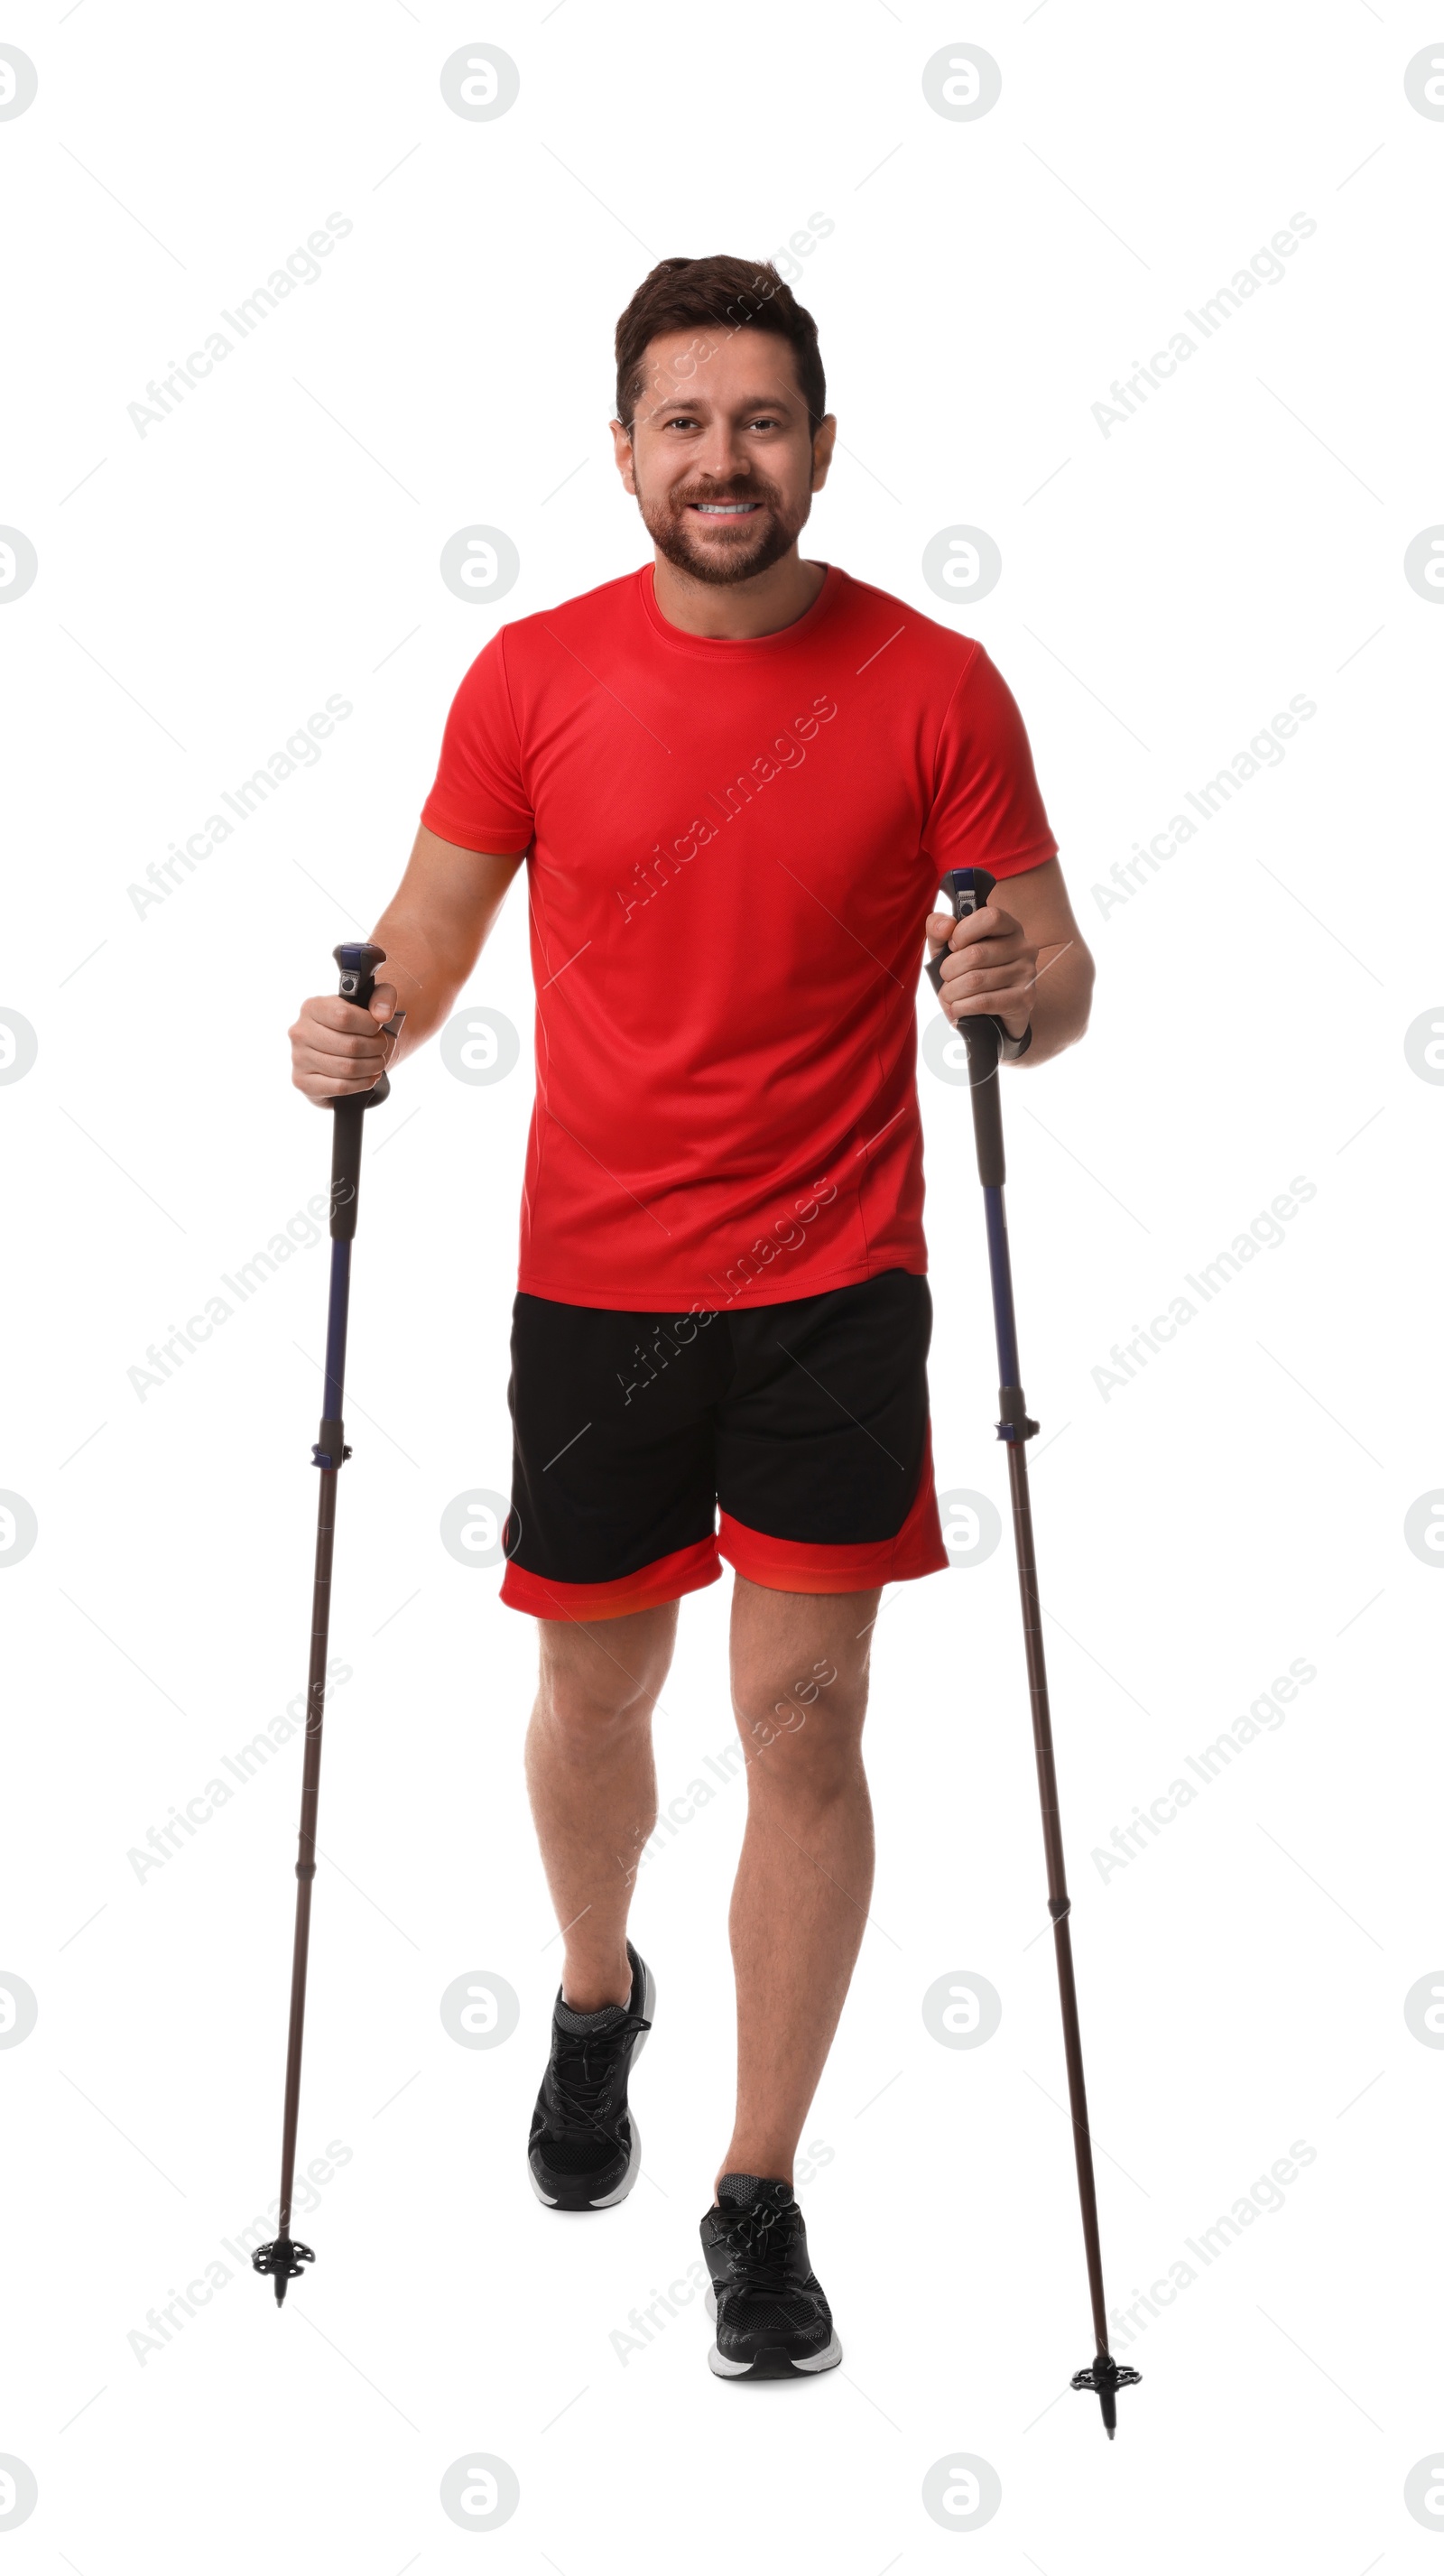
[921,643,1059,882]
[421,630,535,853]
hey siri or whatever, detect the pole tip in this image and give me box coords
[252,2236,315,2303]
[1070,2352,1141,2437]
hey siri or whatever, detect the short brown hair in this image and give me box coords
[615,255,827,433]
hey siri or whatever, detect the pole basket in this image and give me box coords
[252,2237,315,2307]
[1071,2351,1142,2438]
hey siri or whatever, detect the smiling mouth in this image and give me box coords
[686,500,762,516]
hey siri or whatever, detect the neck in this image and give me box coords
[649,549,828,641]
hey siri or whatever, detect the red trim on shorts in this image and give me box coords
[717,1421,949,1595]
[499,1534,723,1623]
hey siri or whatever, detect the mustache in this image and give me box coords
[671,484,777,510]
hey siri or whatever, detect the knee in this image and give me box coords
[532,1600,674,1749]
[732,1682,868,1802]
[534,1665,654,1745]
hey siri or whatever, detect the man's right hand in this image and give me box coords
[289,983,399,1106]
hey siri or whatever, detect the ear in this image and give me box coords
[610,417,639,496]
[810,412,838,493]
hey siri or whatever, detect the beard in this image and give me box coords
[636,470,808,588]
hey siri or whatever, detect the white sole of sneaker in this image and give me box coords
[703,2284,842,2377]
[530,1951,657,2212]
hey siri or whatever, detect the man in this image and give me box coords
[290,254,1093,2379]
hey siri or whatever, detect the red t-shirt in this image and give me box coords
[421,562,1056,1312]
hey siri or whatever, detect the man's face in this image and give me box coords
[612,327,835,586]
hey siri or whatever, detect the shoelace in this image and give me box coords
[551,2010,651,2128]
[717,2199,804,2291]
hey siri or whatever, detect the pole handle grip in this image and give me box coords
[326,943,397,1238]
[925,868,1006,1185]
[334,941,386,1015]
[329,1096,365,1242]
[923,866,996,1000]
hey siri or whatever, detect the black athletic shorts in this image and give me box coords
[498,1267,948,1621]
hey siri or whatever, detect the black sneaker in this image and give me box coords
[700,2174,842,2378]
[528,1943,654,2211]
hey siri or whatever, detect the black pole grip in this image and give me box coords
[327,942,387,1239]
[963,1018,1005,1186]
[335,941,386,1015]
[949,865,995,917]
[925,868,1007,1184]
[324,941,391,1109]
[329,1095,365,1242]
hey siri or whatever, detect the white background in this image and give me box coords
[2,1,1439,2566]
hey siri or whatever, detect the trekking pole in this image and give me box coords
[254,943,403,2306]
[927,868,1140,2438]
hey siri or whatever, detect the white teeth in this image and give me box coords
[693,503,755,514]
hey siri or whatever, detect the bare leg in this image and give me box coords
[523,1599,677,2013]
[717,1574,882,2190]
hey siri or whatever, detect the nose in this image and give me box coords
[690,422,753,486]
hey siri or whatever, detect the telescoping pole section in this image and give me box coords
[928,869,1140,2438]
[254,944,400,2305]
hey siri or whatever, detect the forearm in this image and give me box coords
[1018,936,1095,1068]
[366,837,524,1064]
[364,903,464,1062]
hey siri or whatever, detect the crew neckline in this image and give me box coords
[636,560,843,659]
